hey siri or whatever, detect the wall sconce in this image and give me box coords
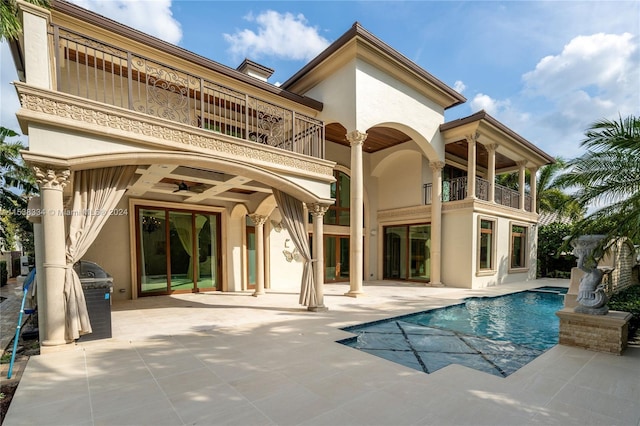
[271,220,283,232]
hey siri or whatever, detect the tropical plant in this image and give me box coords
[0,127,37,254]
[1,0,50,41]
[495,158,583,221]
[558,115,640,247]
[537,222,575,278]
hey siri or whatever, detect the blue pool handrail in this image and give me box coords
[7,268,36,379]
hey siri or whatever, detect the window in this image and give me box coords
[510,224,528,269]
[326,170,350,226]
[479,219,495,270]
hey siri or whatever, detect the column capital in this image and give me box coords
[527,166,539,173]
[346,130,367,146]
[516,159,528,168]
[484,143,499,153]
[429,160,445,172]
[248,213,267,226]
[33,166,70,189]
[465,132,479,144]
[308,203,330,217]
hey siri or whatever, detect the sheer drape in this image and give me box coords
[272,189,317,307]
[173,214,207,279]
[64,166,136,340]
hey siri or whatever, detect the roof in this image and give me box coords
[441,110,555,164]
[281,22,466,110]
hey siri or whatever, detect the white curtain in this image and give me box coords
[173,214,208,279]
[272,189,316,307]
[64,166,136,340]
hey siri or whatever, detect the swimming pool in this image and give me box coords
[338,286,568,377]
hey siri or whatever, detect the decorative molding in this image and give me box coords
[378,205,431,221]
[465,132,479,144]
[308,203,330,217]
[33,166,70,189]
[16,85,334,178]
[429,160,445,171]
[484,143,499,153]
[248,213,267,226]
[345,130,367,146]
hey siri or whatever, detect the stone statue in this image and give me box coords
[570,235,608,315]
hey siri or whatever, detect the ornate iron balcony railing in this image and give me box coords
[49,25,325,158]
[423,176,532,212]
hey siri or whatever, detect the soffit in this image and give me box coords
[282,23,465,110]
[326,123,412,154]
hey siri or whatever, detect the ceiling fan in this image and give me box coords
[173,181,205,194]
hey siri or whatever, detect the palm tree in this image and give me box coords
[1,0,50,41]
[536,158,584,221]
[0,127,37,252]
[495,158,583,221]
[558,115,640,245]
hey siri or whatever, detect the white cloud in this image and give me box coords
[68,0,182,45]
[223,11,330,62]
[523,33,639,119]
[453,80,465,94]
[470,93,508,116]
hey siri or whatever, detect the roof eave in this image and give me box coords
[282,22,466,110]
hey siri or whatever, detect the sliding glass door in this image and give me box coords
[137,206,220,295]
[383,224,431,282]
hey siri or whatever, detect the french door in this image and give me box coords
[324,235,350,282]
[136,206,221,295]
[383,224,431,282]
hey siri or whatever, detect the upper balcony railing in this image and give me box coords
[424,176,532,212]
[49,25,325,158]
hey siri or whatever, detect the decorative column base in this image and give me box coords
[344,290,365,298]
[556,308,632,355]
[425,281,444,287]
[252,290,265,297]
[308,305,329,312]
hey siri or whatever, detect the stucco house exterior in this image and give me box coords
[9,0,553,348]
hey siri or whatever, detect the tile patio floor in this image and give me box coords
[3,279,640,425]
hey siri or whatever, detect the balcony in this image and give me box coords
[423,176,532,212]
[49,24,324,158]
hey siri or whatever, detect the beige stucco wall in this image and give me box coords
[82,197,132,301]
[441,208,473,287]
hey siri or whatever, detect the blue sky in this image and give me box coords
[1,0,639,160]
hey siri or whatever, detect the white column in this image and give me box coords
[429,161,445,287]
[486,144,498,204]
[27,197,46,342]
[466,134,477,199]
[17,1,52,89]
[346,130,366,297]
[249,214,267,296]
[528,167,538,213]
[309,203,330,311]
[34,166,71,347]
[517,160,527,211]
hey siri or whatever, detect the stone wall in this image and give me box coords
[556,308,632,355]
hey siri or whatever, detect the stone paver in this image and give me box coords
[3,279,640,426]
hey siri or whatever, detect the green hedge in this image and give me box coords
[609,284,640,340]
[0,261,7,287]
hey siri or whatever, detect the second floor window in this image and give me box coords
[326,170,350,226]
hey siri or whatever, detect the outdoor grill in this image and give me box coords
[73,260,113,341]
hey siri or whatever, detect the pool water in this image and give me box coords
[338,287,568,377]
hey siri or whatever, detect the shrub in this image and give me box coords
[609,284,640,340]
